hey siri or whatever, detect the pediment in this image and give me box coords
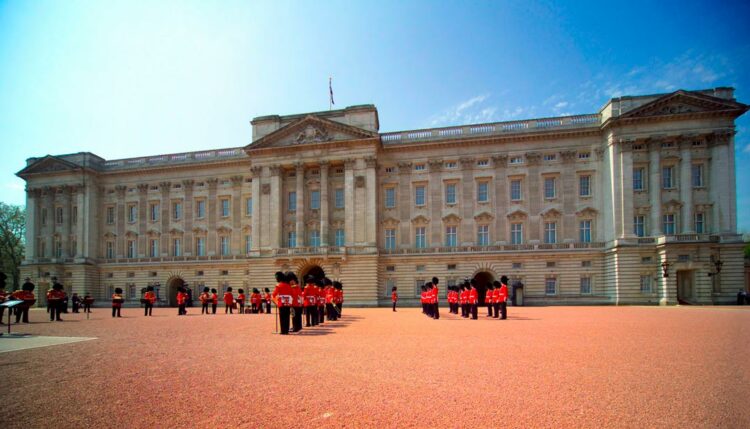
[103,231,117,239]
[619,90,747,120]
[663,199,683,211]
[441,214,461,224]
[576,206,598,217]
[216,225,232,234]
[411,215,430,225]
[246,115,378,150]
[17,155,80,178]
[540,207,562,219]
[381,217,400,227]
[473,211,495,223]
[506,209,528,220]
[125,230,138,238]
[192,226,207,234]
[169,227,184,235]
[146,229,161,237]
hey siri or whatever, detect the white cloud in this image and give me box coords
[554,101,568,109]
[429,94,496,127]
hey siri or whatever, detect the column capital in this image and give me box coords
[525,152,542,166]
[230,175,244,186]
[459,157,474,168]
[268,165,281,176]
[319,160,330,170]
[159,182,172,192]
[205,178,219,188]
[427,159,442,171]
[137,184,150,194]
[344,158,357,169]
[250,165,263,176]
[491,154,508,166]
[559,150,576,163]
[25,187,41,198]
[114,185,127,196]
[364,156,377,169]
[708,130,732,147]
[182,179,195,190]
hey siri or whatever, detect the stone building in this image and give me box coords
[17,88,747,307]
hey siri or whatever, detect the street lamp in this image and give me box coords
[661,261,670,278]
[708,258,723,277]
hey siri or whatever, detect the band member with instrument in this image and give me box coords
[48,280,66,322]
[177,287,188,315]
[112,287,124,318]
[271,272,292,335]
[324,280,337,321]
[497,277,509,320]
[236,288,246,314]
[210,288,218,314]
[143,285,156,316]
[430,277,439,320]
[83,294,94,313]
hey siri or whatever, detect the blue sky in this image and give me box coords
[1,0,749,231]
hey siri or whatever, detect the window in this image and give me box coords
[546,261,556,268]
[220,199,230,217]
[695,213,705,234]
[543,154,556,161]
[288,231,297,248]
[128,204,137,223]
[220,236,230,255]
[414,164,425,171]
[196,200,206,218]
[544,178,556,199]
[149,203,159,222]
[477,225,489,246]
[640,275,652,293]
[385,188,396,208]
[579,220,591,243]
[415,186,425,206]
[72,206,77,225]
[580,277,592,294]
[691,164,704,188]
[196,237,206,256]
[662,166,674,189]
[335,188,345,209]
[244,235,252,253]
[544,222,556,244]
[510,156,523,165]
[335,229,345,247]
[127,240,136,258]
[173,238,181,256]
[445,161,457,169]
[633,168,645,191]
[245,198,253,216]
[54,238,62,258]
[445,183,456,204]
[415,279,425,297]
[106,241,114,259]
[510,180,522,201]
[172,202,182,220]
[385,278,396,297]
[634,216,645,237]
[309,230,321,247]
[511,223,523,244]
[386,265,395,272]
[416,265,425,272]
[415,227,426,248]
[445,226,457,247]
[545,277,557,295]
[385,167,395,173]
[38,238,46,257]
[663,214,675,235]
[310,190,320,210]
[56,207,63,224]
[106,207,114,224]
[447,264,457,271]
[288,192,297,211]
[477,182,489,202]
[385,229,396,250]
[477,159,489,167]
[582,260,592,267]
[579,175,591,197]
[578,152,591,160]
[149,239,158,257]
[641,257,652,264]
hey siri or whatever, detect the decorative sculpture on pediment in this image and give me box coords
[575,207,599,217]
[653,104,700,116]
[355,176,366,188]
[262,184,271,195]
[295,125,332,145]
[525,152,542,166]
[540,207,562,219]
[364,156,377,169]
[381,217,400,228]
[411,215,430,225]
[441,214,461,224]
[663,199,683,212]
[506,209,528,221]
[230,175,244,186]
[473,211,494,223]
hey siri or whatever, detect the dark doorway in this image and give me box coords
[676,270,694,305]
[300,265,326,283]
[168,277,186,307]
[473,271,495,305]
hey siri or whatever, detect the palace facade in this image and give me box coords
[17,88,748,307]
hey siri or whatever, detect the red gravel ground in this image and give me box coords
[1,305,748,428]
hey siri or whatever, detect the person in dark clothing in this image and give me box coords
[272,271,292,335]
[71,293,81,313]
[486,282,495,318]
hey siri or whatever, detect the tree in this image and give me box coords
[0,203,25,291]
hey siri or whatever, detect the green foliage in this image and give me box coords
[0,203,25,290]
[745,243,750,259]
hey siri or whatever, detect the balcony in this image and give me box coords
[380,242,605,255]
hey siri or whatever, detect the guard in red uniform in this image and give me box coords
[143,285,156,316]
[236,289,246,314]
[334,281,344,318]
[271,271,292,335]
[199,287,210,314]
[264,288,272,314]
[48,280,66,322]
[112,287,124,318]
[431,277,440,320]
[177,287,188,315]
[460,282,469,318]
[325,281,337,321]
[485,283,495,318]
[223,287,234,314]
[317,279,327,324]
[497,276,509,320]
[391,286,398,312]
[303,276,318,327]
[288,273,303,332]
[210,288,218,314]
[0,280,7,323]
[468,279,479,320]
[250,289,261,313]
[12,279,36,323]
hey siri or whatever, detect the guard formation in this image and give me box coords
[271,271,344,335]
[446,276,509,320]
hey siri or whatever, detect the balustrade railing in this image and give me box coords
[102,148,245,169]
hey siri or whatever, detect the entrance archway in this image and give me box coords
[299,265,326,283]
[472,271,495,305]
[167,277,186,307]
[676,270,694,305]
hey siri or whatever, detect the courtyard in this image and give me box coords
[0,305,748,428]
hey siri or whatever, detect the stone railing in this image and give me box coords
[380,114,601,144]
[380,242,605,255]
[101,254,250,264]
[102,148,247,170]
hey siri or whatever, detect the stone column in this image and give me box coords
[428,159,443,247]
[206,178,218,255]
[43,186,55,258]
[250,166,262,251]
[24,188,39,261]
[397,161,412,247]
[618,141,635,238]
[319,161,330,246]
[525,153,542,242]
[59,185,72,258]
[231,176,243,254]
[492,155,508,243]
[560,151,577,241]
[710,132,731,233]
[159,182,171,256]
[137,184,149,256]
[679,139,693,233]
[364,156,377,246]
[459,157,474,245]
[115,185,127,257]
[182,180,194,256]
[295,163,305,247]
[344,158,356,246]
[268,165,282,249]
[648,141,662,235]
[73,185,85,258]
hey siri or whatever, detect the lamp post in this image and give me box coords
[661,261,670,278]
[708,258,723,277]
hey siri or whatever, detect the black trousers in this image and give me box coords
[83,304,91,313]
[238,302,244,314]
[72,303,80,313]
[499,302,507,319]
[471,304,478,319]
[265,302,271,313]
[225,304,233,314]
[178,304,186,315]
[211,303,217,314]
[50,301,63,321]
[318,306,325,323]
[487,302,493,317]
[144,303,153,316]
[305,306,316,326]
[433,303,439,319]
[336,303,342,317]
[461,304,467,317]
[326,303,337,321]
[392,301,397,311]
[493,303,500,318]
[292,307,303,331]
[278,306,291,334]
[112,306,121,317]
[202,303,209,314]
[16,306,30,323]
